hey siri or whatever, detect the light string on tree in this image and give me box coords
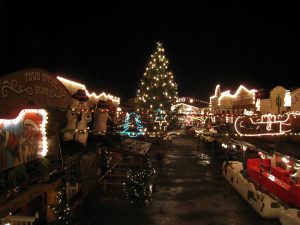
[48,182,72,225]
[123,155,155,205]
[136,42,178,133]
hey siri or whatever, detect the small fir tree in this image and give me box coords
[123,155,156,206]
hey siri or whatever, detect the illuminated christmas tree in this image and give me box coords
[123,154,155,206]
[137,42,178,133]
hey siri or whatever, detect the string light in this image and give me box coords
[57,76,120,105]
[209,84,256,109]
[234,111,300,136]
[123,155,155,205]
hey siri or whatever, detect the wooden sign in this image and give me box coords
[0,68,72,118]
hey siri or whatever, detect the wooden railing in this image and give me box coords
[0,212,38,225]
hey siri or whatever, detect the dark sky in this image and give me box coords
[1,2,299,102]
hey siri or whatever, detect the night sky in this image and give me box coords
[1,2,299,102]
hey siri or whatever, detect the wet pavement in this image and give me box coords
[82,136,281,225]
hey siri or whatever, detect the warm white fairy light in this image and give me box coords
[57,76,120,105]
[209,84,256,108]
[217,85,257,106]
[244,109,254,116]
[234,111,300,136]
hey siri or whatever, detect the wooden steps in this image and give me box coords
[98,160,131,192]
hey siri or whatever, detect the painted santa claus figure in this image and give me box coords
[1,112,43,170]
[63,89,91,145]
[19,113,42,163]
[0,128,20,170]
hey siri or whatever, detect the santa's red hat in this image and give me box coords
[23,112,42,130]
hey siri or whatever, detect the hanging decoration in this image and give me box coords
[120,112,145,138]
[154,109,167,128]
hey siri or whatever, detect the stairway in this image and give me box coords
[98,156,134,193]
[97,144,158,194]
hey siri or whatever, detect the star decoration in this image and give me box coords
[154,109,167,126]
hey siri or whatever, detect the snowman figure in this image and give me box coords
[63,89,91,145]
[75,101,92,145]
[93,100,111,135]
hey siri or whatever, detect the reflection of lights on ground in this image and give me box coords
[173,178,203,183]
[198,160,211,166]
[173,179,185,183]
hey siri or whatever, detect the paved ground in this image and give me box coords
[82,136,281,225]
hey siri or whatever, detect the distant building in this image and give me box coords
[171,97,209,114]
[209,84,256,115]
[258,86,300,114]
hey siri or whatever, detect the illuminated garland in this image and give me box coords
[57,76,120,105]
[68,108,109,113]
[48,182,72,225]
[63,127,90,133]
[209,84,256,109]
[123,155,155,205]
[120,112,145,137]
[101,149,113,173]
